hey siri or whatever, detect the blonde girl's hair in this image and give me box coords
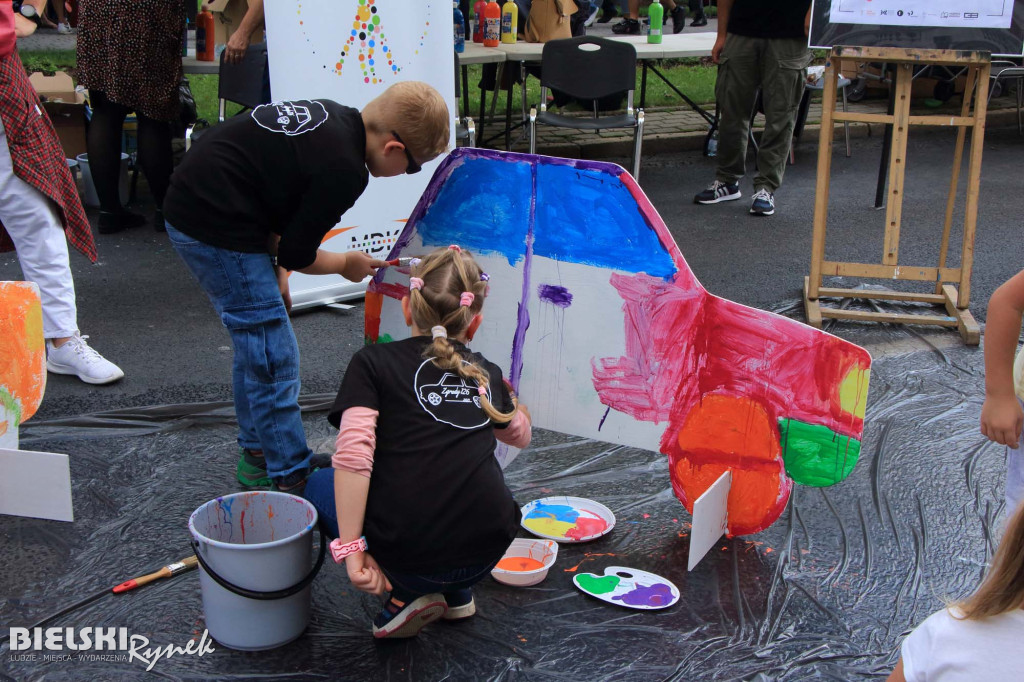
[407,247,517,424]
[954,499,1024,620]
[362,81,450,161]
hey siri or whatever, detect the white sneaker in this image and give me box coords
[57,22,71,34]
[46,334,125,385]
[584,6,601,27]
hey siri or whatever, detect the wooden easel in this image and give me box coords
[804,46,991,345]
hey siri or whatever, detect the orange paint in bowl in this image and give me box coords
[496,556,546,572]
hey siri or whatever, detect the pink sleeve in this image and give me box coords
[495,409,531,449]
[332,406,379,478]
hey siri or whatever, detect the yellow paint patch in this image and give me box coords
[0,282,47,424]
[839,367,870,419]
[522,518,575,538]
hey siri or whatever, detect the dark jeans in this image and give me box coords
[303,468,499,603]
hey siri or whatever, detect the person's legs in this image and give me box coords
[688,0,706,25]
[752,37,809,194]
[714,34,761,186]
[87,90,145,233]
[135,114,173,211]
[373,560,498,636]
[303,468,339,537]
[0,119,123,384]
[165,223,313,488]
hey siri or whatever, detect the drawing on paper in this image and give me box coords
[830,0,1014,29]
[365,149,872,536]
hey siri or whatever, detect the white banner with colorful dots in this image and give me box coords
[266,0,456,309]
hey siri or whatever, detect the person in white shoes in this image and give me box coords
[0,4,123,386]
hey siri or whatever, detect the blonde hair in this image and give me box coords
[363,81,450,161]
[408,247,517,424]
[955,499,1024,620]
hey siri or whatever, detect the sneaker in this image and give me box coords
[583,5,600,27]
[749,188,775,216]
[690,16,708,27]
[46,334,124,385]
[57,21,71,34]
[596,4,618,23]
[670,6,686,33]
[268,452,333,495]
[442,589,476,621]
[237,448,271,488]
[372,594,448,638]
[611,18,640,35]
[694,180,741,204]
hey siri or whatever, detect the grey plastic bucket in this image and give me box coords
[75,152,130,208]
[188,491,324,651]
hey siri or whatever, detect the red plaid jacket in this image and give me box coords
[0,50,96,262]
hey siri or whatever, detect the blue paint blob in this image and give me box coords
[413,156,532,265]
[534,164,676,279]
[538,284,573,308]
[526,502,580,523]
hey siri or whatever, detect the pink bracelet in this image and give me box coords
[330,536,368,563]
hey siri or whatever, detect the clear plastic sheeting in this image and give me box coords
[0,316,1005,681]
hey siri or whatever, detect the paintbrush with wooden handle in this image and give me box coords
[112,556,198,594]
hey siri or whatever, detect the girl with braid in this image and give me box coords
[303,245,532,639]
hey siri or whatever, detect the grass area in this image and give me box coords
[460,58,718,117]
[18,49,75,75]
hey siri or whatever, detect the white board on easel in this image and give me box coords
[0,448,74,522]
[688,470,731,571]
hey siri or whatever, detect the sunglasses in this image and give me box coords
[391,131,421,175]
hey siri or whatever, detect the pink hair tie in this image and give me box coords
[448,244,462,253]
[409,277,424,291]
[460,292,475,307]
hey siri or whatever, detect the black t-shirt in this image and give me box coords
[728,0,811,40]
[329,337,521,573]
[163,100,369,271]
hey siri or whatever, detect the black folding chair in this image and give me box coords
[528,36,645,180]
[186,42,269,150]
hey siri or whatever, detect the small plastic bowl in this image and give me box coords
[491,538,558,587]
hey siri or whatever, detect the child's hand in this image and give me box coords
[517,402,531,424]
[339,251,388,282]
[345,551,392,595]
[980,394,1023,448]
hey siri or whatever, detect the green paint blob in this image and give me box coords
[0,387,22,426]
[576,574,620,595]
[365,333,393,346]
[779,418,861,487]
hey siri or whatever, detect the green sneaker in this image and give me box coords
[236,448,271,488]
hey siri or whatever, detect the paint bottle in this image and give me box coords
[472,0,487,43]
[453,2,466,53]
[647,0,663,44]
[500,0,518,44]
[196,9,216,62]
[483,0,501,47]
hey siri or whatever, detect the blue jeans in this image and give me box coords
[303,468,498,603]
[166,222,312,483]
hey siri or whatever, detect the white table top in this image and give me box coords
[496,32,716,61]
[459,42,507,65]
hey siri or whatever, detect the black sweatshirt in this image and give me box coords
[164,99,369,271]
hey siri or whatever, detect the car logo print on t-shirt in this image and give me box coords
[251,100,329,136]
[414,360,491,430]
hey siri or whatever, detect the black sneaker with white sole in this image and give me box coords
[694,180,741,205]
[749,188,775,216]
[611,18,640,34]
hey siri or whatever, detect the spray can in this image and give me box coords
[454,2,466,53]
[473,0,487,43]
[483,0,500,47]
[648,0,663,44]
[500,0,518,44]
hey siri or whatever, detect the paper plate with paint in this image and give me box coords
[573,566,679,610]
[520,496,615,543]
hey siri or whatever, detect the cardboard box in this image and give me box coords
[28,71,87,159]
[204,0,265,51]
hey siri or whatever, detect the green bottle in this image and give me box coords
[648,0,663,44]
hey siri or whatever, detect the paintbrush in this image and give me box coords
[112,556,198,594]
[384,257,420,268]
